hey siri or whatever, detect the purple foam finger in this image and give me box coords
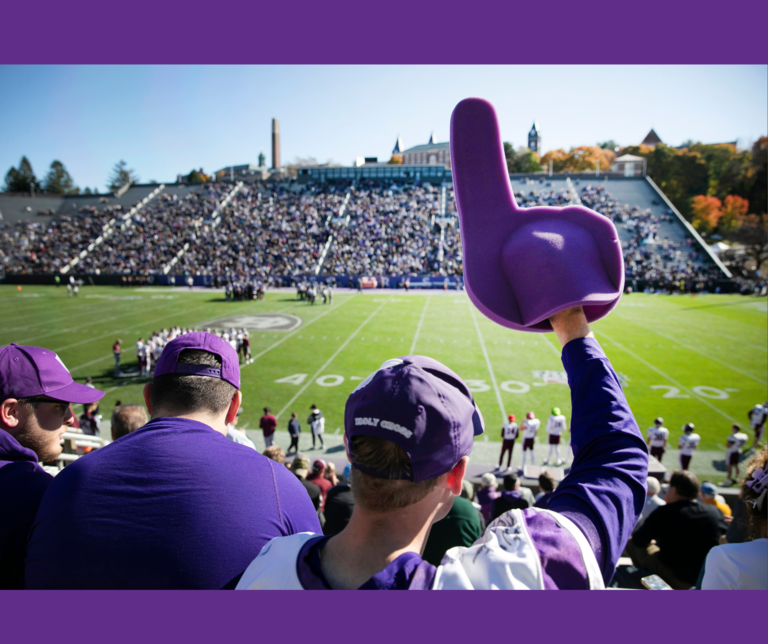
[451,98,624,332]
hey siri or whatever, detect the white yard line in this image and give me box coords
[3,297,144,331]
[665,316,767,352]
[409,295,430,354]
[540,333,562,358]
[595,329,739,424]
[275,297,389,419]
[243,296,357,368]
[615,314,766,385]
[469,305,507,423]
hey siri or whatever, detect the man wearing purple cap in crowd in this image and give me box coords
[236,307,648,590]
[25,332,320,589]
[0,343,104,589]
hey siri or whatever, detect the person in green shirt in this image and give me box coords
[422,494,483,566]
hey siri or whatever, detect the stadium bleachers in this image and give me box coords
[0,176,732,289]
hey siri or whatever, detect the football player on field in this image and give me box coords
[520,411,540,468]
[544,407,568,466]
[678,423,700,471]
[646,417,669,463]
[497,414,518,471]
[747,402,767,451]
[723,424,749,486]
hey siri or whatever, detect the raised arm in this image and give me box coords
[546,307,649,583]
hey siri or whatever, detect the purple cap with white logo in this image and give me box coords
[344,355,484,482]
[0,343,105,404]
[154,332,240,389]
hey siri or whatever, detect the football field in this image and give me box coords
[1,285,765,478]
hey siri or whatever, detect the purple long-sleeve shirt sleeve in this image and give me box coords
[546,337,648,583]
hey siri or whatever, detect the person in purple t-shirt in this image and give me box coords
[25,333,320,590]
[0,343,104,589]
[236,307,648,590]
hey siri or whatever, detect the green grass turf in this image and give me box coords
[1,285,765,457]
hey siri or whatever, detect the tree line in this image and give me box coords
[2,157,140,195]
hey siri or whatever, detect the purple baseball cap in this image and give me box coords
[154,332,240,389]
[451,97,624,332]
[345,356,484,482]
[0,343,104,404]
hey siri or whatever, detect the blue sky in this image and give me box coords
[0,65,765,191]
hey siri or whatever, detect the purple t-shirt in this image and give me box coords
[289,337,647,589]
[0,431,52,589]
[25,417,321,589]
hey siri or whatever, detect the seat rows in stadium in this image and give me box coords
[0,176,728,288]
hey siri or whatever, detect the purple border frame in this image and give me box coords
[2,1,767,640]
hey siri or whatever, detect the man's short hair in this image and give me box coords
[263,445,285,464]
[349,435,446,513]
[503,473,518,491]
[538,472,555,493]
[646,476,661,496]
[111,404,148,440]
[669,470,699,499]
[150,349,236,416]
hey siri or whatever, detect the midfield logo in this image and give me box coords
[206,314,302,332]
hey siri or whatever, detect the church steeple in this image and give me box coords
[428,131,436,145]
[393,135,403,155]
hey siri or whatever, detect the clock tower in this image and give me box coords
[528,121,541,155]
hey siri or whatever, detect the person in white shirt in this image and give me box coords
[702,448,767,590]
[544,407,568,466]
[136,338,146,377]
[723,424,749,486]
[747,402,767,451]
[678,423,700,471]
[634,476,666,531]
[520,411,540,468]
[497,414,518,471]
[646,417,669,464]
[226,408,256,451]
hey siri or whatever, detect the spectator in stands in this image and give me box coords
[702,448,767,589]
[323,465,355,537]
[628,470,727,589]
[634,476,665,531]
[0,343,104,589]
[263,445,286,465]
[287,412,301,454]
[476,472,500,524]
[291,453,322,513]
[259,407,277,448]
[79,401,101,437]
[422,493,483,567]
[307,459,333,509]
[324,461,339,486]
[491,473,530,520]
[236,306,648,589]
[700,481,732,517]
[25,333,320,589]
[226,407,256,450]
[111,404,148,441]
[533,472,556,508]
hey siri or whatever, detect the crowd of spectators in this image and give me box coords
[580,184,725,292]
[0,180,740,288]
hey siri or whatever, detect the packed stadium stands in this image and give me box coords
[0,175,733,290]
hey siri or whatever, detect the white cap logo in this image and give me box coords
[54,354,70,374]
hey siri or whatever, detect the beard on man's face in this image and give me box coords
[14,419,63,463]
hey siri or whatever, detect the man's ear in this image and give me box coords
[446,456,469,496]
[0,399,21,430]
[343,433,351,462]
[142,383,153,416]
[225,391,242,426]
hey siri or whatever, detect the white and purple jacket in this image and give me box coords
[237,337,649,590]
